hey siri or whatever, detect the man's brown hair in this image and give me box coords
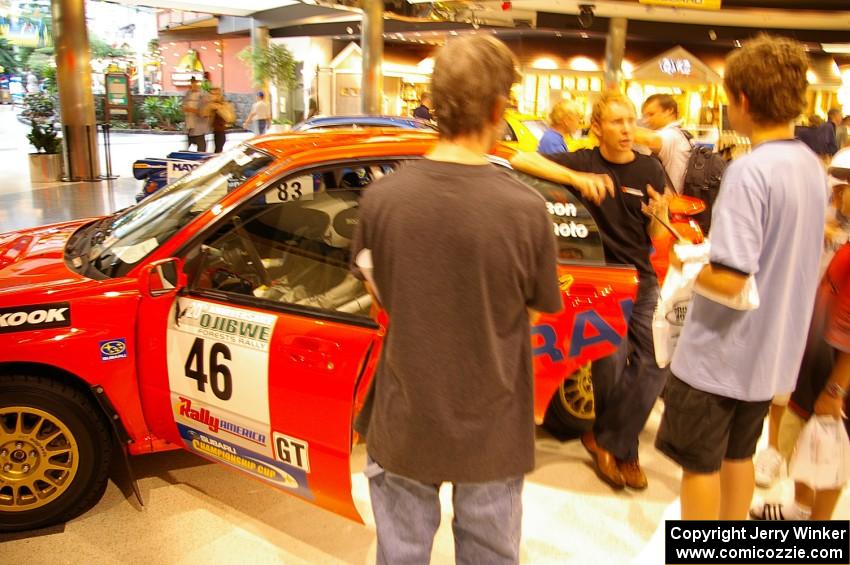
[591,91,635,127]
[432,35,519,139]
[642,93,678,117]
[723,35,808,125]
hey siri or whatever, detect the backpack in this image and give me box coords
[680,130,727,234]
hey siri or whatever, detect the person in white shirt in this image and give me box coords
[242,91,271,134]
[635,94,691,194]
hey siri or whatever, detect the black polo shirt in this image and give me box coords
[549,148,667,287]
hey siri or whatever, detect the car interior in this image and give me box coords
[184,161,604,321]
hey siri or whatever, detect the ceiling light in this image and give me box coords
[823,43,850,54]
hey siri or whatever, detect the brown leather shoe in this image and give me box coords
[580,431,598,456]
[593,447,625,489]
[618,458,648,490]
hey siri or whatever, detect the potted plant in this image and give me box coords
[23,92,62,182]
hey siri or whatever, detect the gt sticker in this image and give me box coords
[167,298,276,457]
[0,302,71,334]
[100,338,127,361]
[273,432,310,473]
[177,424,312,499]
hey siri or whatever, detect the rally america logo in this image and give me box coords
[0,302,71,334]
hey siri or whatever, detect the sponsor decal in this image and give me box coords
[166,160,201,182]
[0,302,71,334]
[532,298,633,362]
[99,338,127,361]
[176,300,276,352]
[176,396,267,446]
[177,424,312,499]
[273,432,311,473]
[547,201,590,239]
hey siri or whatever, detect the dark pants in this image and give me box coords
[256,119,269,134]
[594,282,667,462]
[213,131,226,153]
[188,134,206,152]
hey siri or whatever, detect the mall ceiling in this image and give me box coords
[121,0,850,55]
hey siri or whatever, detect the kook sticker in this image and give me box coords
[100,338,127,361]
[0,303,71,334]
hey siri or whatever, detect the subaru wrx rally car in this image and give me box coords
[0,129,703,532]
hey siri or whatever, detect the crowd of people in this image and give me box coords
[354,32,848,563]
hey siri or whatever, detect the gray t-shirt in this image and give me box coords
[671,140,828,401]
[183,90,211,136]
[351,159,562,483]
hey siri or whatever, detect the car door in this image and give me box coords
[136,161,399,521]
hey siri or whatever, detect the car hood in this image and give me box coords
[0,220,93,294]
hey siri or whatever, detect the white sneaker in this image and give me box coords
[750,501,810,521]
[754,447,784,488]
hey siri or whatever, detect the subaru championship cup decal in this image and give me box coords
[0,302,71,334]
[100,338,127,361]
[177,424,312,500]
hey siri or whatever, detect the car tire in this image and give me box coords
[0,374,112,532]
[544,362,596,438]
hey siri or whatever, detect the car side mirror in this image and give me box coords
[140,258,186,298]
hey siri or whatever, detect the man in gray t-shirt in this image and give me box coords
[654,35,828,521]
[350,36,608,564]
[182,78,210,152]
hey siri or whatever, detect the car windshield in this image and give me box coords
[521,120,548,141]
[66,144,274,279]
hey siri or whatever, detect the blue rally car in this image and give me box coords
[132,116,436,201]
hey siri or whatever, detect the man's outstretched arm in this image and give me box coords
[510,152,615,205]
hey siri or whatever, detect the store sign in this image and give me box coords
[659,58,693,77]
[639,0,721,9]
[107,74,129,106]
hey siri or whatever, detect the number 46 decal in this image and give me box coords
[185,337,233,400]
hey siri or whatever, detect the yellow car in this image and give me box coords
[501,110,597,152]
[500,111,547,152]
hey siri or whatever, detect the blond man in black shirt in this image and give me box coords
[512,92,671,491]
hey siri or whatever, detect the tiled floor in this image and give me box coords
[0,105,253,232]
[0,103,847,564]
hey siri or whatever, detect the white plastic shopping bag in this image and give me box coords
[789,415,850,490]
[652,241,710,367]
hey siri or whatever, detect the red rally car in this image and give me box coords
[0,130,702,532]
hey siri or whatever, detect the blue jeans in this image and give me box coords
[366,456,523,565]
[594,282,667,462]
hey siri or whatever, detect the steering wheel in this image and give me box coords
[229,216,273,287]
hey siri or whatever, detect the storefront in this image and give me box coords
[517,60,605,119]
[317,42,432,117]
[803,55,844,119]
[625,46,723,132]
